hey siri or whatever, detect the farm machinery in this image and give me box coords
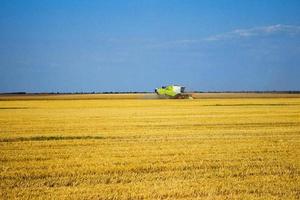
[155,85,193,99]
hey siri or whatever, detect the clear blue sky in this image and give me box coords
[1,0,300,92]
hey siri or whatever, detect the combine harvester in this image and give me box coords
[155,85,193,99]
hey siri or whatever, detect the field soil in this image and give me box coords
[0,94,299,199]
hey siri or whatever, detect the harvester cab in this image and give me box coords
[155,85,193,99]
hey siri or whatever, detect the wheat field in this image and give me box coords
[0,95,299,199]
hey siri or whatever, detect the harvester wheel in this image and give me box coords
[175,94,191,99]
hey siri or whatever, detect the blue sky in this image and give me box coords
[1,0,300,92]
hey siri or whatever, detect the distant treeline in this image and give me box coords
[1,91,300,95]
[0,91,153,95]
[194,91,300,94]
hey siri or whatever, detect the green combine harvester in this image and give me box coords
[155,85,193,99]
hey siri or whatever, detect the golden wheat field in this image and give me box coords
[0,94,300,199]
